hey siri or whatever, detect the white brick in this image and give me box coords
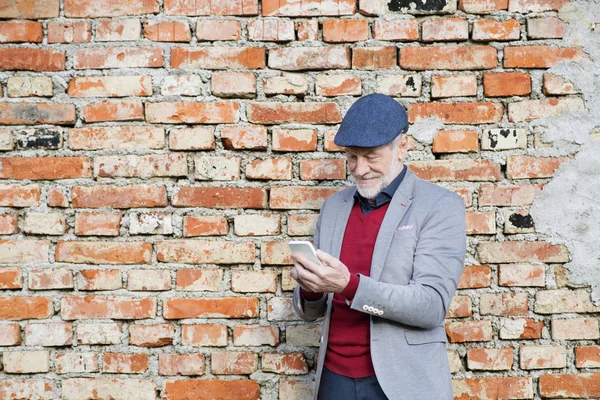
[377,75,421,97]
[23,212,67,235]
[481,128,527,150]
[7,77,53,97]
[3,351,50,373]
[77,323,122,345]
[129,212,173,235]
[161,75,203,96]
[234,214,280,236]
[194,156,240,180]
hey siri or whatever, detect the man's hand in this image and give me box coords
[290,249,350,293]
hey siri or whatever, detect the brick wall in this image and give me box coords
[0,0,598,399]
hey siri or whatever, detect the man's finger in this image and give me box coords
[292,253,322,274]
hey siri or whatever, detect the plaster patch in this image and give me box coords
[530,0,600,302]
[408,116,443,145]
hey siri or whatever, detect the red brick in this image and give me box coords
[103,353,148,374]
[504,46,588,68]
[221,125,266,149]
[246,158,293,180]
[520,345,567,370]
[68,75,152,97]
[458,265,492,289]
[56,241,152,264]
[422,18,468,42]
[0,267,21,289]
[61,296,156,320]
[400,46,497,70]
[467,211,496,234]
[82,99,143,122]
[183,216,229,237]
[453,377,533,400]
[176,269,222,291]
[446,320,493,342]
[324,129,344,152]
[146,101,239,124]
[163,379,260,400]
[295,20,318,41]
[0,380,54,399]
[447,296,472,318]
[212,72,256,98]
[270,186,342,210]
[196,20,241,41]
[527,16,565,39]
[0,21,42,43]
[409,102,503,124]
[76,269,121,291]
[47,188,68,207]
[272,128,317,151]
[0,0,59,18]
[499,264,545,287]
[248,19,294,41]
[0,297,52,320]
[323,19,368,42]
[480,292,529,316]
[576,346,600,368]
[0,323,21,345]
[74,47,163,69]
[432,130,478,153]
[263,352,308,375]
[269,47,350,70]
[0,240,49,263]
[499,318,544,339]
[72,184,167,208]
[300,159,346,180]
[69,126,165,150]
[508,0,568,12]
[171,47,264,69]
[372,20,419,41]
[0,214,18,235]
[144,20,190,42]
[172,187,266,209]
[409,159,501,181]
[0,157,89,180]
[431,75,477,98]
[247,102,341,124]
[484,72,531,97]
[159,354,206,376]
[96,19,141,41]
[543,73,578,95]
[65,0,158,17]
[352,47,397,70]
[507,155,569,179]
[467,348,513,370]
[478,184,544,206]
[165,0,259,16]
[159,240,254,264]
[539,373,600,398]
[233,325,279,346]
[477,241,569,263]
[182,324,228,347]
[29,269,73,290]
[263,0,355,16]
[75,212,121,236]
[459,0,508,13]
[164,298,259,319]
[0,184,40,207]
[0,48,65,71]
[316,74,361,96]
[130,324,175,347]
[0,103,75,125]
[450,187,473,207]
[48,21,91,43]
[472,19,520,41]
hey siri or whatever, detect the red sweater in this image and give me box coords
[323,202,389,378]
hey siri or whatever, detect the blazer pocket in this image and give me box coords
[404,326,448,345]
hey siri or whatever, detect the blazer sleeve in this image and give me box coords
[292,199,328,322]
[349,193,466,329]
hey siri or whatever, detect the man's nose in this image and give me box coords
[354,158,370,177]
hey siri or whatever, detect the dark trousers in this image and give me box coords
[318,367,389,400]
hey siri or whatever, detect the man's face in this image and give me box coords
[345,135,409,199]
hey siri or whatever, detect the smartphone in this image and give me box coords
[288,240,322,266]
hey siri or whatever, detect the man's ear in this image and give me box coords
[397,135,409,160]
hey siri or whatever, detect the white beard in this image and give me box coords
[352,157,401,200]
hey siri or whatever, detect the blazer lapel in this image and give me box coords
[329,187,355,259]
[370,169,417,282]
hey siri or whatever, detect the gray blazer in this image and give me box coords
[292,168,466,400]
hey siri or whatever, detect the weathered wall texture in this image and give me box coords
[0,0,599,399]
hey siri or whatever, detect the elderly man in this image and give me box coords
[290,94,466,400]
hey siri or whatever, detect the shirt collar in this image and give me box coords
[353,165,407,213]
